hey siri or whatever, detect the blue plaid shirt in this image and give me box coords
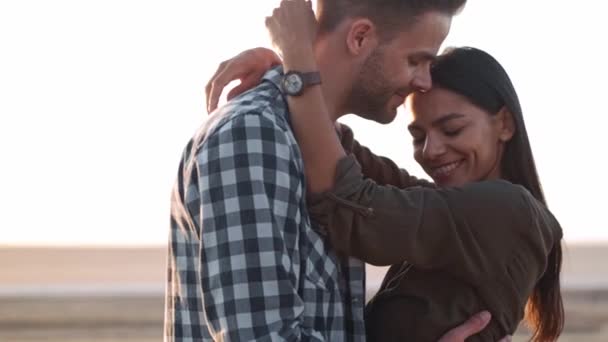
[165,67,366,341]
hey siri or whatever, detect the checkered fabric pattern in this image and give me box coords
[165,67,366,341]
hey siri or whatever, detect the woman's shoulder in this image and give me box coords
[443,180,548,215]
[438,179,562,243]
[468,180,560,228]
[450,179,529,199]
[435,179,532,214]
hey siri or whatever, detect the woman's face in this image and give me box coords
[406,87,514,187]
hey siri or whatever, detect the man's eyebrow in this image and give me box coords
[409,51,437,62]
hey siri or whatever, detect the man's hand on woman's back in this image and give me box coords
[438,311,512,342]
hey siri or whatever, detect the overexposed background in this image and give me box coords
[0,0,606,246]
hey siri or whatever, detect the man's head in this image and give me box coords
[315,0,466,123]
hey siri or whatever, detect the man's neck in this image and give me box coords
[316,52,355,123]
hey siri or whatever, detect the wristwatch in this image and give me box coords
[280,71,322,96]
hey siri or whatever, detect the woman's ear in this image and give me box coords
[496,106,516,142]
[345,18,378,57]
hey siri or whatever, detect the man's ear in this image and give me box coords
[495,106,516,142]
[345,19,378,57]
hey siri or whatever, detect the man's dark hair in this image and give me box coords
[317,0,466,38]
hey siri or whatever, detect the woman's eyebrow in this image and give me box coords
[432,113,466,126]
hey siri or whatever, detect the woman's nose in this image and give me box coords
[422,135,447,160]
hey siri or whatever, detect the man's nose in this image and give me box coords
[412,65,432,92]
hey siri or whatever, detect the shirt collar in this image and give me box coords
[261,65,284,89]
[260,66,293,127]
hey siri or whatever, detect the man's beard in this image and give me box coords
[345,49,401,124]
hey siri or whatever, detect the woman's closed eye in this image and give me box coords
[410,131,426,145]
[443,127,464,137]
[440,121,468,137]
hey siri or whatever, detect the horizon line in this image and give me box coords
[1,241,608,248]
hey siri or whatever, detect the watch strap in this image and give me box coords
[300,71,322,87]
[281,70,322,96]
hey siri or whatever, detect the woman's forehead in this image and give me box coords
[406,88,486,124]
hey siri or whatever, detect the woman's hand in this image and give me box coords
[265,0,318,71]
[205,0,317,113]
[205,47,281,113]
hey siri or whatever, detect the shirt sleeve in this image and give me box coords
[197,113,313,341]
[308,155,559,284]
[337,123,434,189]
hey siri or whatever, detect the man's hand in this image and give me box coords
[205,47,281,113]
[438,311,511,342]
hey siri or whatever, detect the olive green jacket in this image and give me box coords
[307,124,563,341]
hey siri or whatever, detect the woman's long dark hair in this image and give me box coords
[431,47,564,341]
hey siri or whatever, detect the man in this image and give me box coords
[167,0,499,340]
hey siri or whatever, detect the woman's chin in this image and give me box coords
[432,175,470,188]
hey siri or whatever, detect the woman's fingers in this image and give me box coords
[206,66,240,113]
[226,71,263,101]
[204,48,281,113]
[205,60,229,113]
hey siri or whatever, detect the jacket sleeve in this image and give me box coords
[308,155,558,283]
[337,123,434,189]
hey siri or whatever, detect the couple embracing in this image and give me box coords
[166,1,564,341]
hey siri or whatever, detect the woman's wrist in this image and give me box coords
[282,47,317,72]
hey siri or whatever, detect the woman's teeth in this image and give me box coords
[432,161,461,177]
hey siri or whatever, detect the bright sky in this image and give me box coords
[0,0,606,246]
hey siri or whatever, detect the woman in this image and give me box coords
[205,7,564,342]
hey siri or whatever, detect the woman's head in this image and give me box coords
[407,86,514,187]
[405,47,544,203]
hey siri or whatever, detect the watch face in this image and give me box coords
[283,73,303,94]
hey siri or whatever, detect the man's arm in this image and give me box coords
[198,113,310,341]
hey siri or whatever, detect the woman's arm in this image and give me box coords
[264,1,488,274]
[266,0,562,281]
[338,123,435,189]
[265,0,344,193]
[309,160,560,282]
